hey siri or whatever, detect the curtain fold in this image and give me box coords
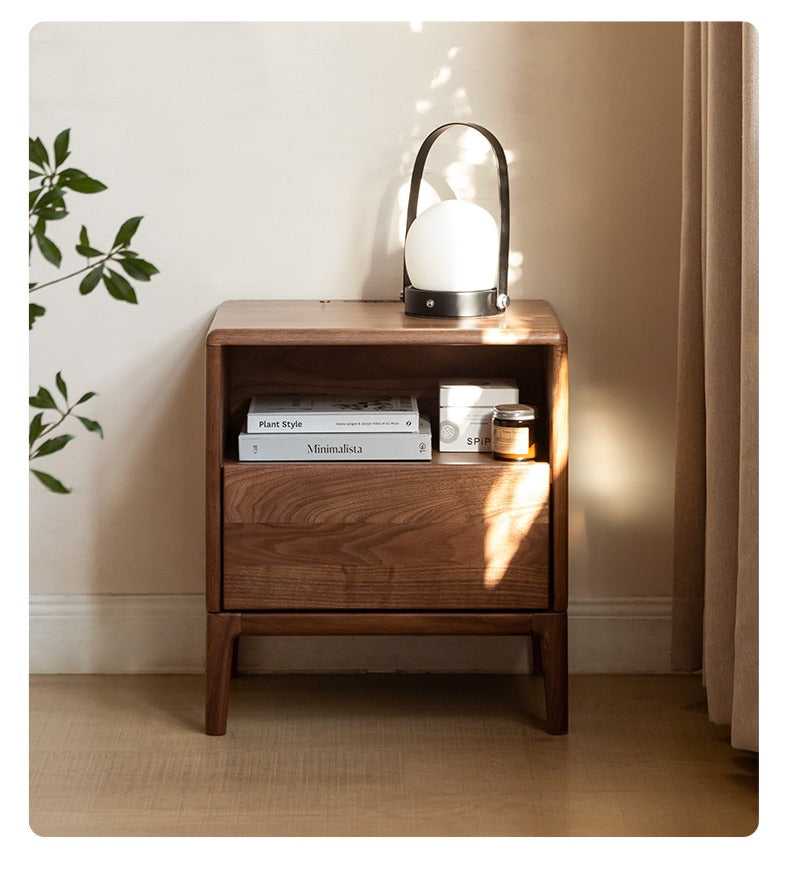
[671,22,758,752]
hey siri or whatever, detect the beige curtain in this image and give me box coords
[672,22,758,752]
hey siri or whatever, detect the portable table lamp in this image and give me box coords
[401,122,511,318]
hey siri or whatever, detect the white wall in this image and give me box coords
[29,22,683,672]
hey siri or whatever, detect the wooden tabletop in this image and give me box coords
[206,299,566,347]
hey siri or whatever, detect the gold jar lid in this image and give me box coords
[492,403,535,421]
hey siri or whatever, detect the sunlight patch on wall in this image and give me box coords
[430,66,452,90]
[393,37,522,284]
[573,387,661,522]
[508,249,524,285]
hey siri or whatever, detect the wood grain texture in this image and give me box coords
[222,460,550,610]
[205,344,225,612]
[224,460,550,524]
[235,611,537,635]
[223,531,549,610]
[205,613,241,735]
[206,299,568,346]
[532,612,568,734]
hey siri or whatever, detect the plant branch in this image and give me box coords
[29,251,119,294]
[29,411,65,458]
[28,400,87,458]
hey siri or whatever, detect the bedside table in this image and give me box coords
[205,300,568,734]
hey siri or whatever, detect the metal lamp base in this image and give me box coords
[403,286,506,318]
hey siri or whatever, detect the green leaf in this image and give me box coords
[112,216,143,248]
[35,232,62,267]
[29,188,42,210]
[59,168,107,193]
[29,413,46,447]
[76,243,105,259]
[55,371,68,400]
[77,416,104,438]
[29,137,49,169]
[67,176,107,194]
[29,386,58,410]
[53,129,70,166]
[37,188,65,208]
[103,269,137,303]
[30,169,44,180]
[29,303,46,330]
[34,188,68,221]
[79,265,104,294]
[58,167,85,180]
[76,391,98,405]
[36,204,69,222]
[136,258,159,277]
[31,469,71,494]
[118,256,158,281]
[32,434,74,459]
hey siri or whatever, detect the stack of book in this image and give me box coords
[238,394,431,461]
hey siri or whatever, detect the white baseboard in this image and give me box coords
[29,594,673,675]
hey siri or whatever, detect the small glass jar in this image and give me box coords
[491,404,536,462]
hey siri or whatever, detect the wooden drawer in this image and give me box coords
[222,459,551,610]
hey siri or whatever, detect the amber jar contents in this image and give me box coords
[491,404,536,461]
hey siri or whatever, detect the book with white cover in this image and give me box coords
[246,394,420,433]
[239,416,432,461]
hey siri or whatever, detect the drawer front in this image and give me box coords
[222,461,550,610]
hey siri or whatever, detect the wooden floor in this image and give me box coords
[29,673,757,837]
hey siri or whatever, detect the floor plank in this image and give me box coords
[28,673,758,837]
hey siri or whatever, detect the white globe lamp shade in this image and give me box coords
[404,199,499,292]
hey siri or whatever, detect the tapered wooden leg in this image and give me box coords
[530,632,544,675]
[532,612,568,734]
[230,636,240,678]
[206,613,241,735]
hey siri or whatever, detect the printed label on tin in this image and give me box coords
[492,424,533,457]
